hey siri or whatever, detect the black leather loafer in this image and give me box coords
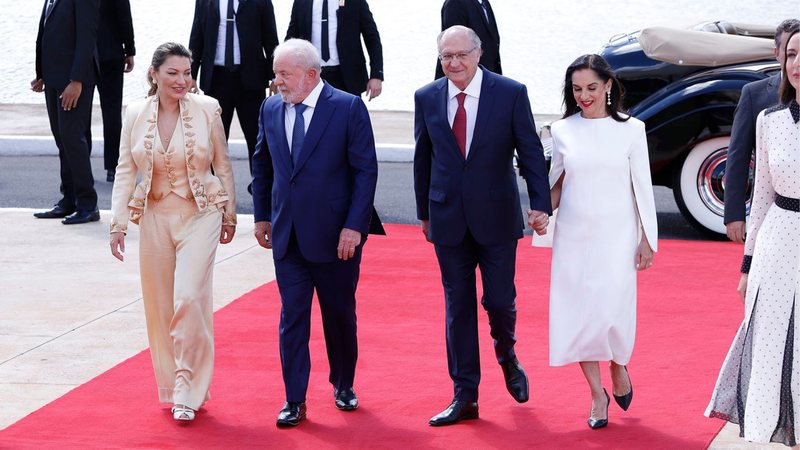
[62,209,100,225]
[428,400,479,426]
[501,357,529,403]
[334,387,358,411]
[276,402,306,427]
[34,205,75,219]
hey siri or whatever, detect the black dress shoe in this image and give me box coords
[588,389,610,429]
[428,400,479,426]
[613,366,633,411]
[501,357,529,403]
[33,205,75,219]
[61,209,100,225]
[106,170,115,182]
[334,387,358,411]
[276,402,306,427]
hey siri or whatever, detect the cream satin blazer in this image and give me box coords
[110,93,237,233]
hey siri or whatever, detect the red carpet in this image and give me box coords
[1,225,744,449]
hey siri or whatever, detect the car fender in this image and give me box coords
[630,75,761,187]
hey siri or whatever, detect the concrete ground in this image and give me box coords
[0,103,779,449]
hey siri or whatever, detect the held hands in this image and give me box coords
[726,221,746,243]
[188,79,199,94]
[30,78,44,93]
[220,225,236,244]
[527,210,549,236]
[635,238,654,271]
[110,232,125,261]
[365,79,382,101]
[737,273,748,303]
[338,228,362,260]
[254,221,272,249]
[60,81,82,111]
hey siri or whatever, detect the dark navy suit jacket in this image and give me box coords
[414,68,551,247]
[252,82,378,262]
[35,0,100,90]
[723,74,780,224]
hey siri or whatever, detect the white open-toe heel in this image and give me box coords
[171,404,196,422]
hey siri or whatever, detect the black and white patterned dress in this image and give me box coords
[706,100,800,446]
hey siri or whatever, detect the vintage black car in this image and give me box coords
[544,21,779,236]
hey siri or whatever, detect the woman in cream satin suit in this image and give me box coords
[109,42,237,422]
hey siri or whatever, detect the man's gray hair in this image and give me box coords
[775,19,800,48]
[437,25,482,53]
[274,39,322,72]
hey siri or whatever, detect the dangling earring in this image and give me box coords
[606,90,612,106]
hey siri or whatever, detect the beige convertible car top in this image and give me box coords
[639,23,775,67]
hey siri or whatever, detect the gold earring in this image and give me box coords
[606,90,612,106]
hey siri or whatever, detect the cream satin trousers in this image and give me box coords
[138,192,222,410]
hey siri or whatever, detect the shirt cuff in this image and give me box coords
[741,255,753,274]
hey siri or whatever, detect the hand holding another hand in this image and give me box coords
[527,210,549,236]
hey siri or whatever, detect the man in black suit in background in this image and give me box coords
[96,0,135,183]
[189,0,279,186]
[724,18,799,242]
[32,0,101,225]
[435,0,501,79]
[286,0,384,100]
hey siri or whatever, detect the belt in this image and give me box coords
[775,193,800,212]
[321,65,341,73]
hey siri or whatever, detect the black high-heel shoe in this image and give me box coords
[613,366,633,411]
[587,388,609,429]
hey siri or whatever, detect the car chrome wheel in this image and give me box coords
[696,148,727,217]
[674,136,731,236]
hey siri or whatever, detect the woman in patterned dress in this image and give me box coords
[706,30,800,446]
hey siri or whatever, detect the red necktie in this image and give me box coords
[452,92,467,158]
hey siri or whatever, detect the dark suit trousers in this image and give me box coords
[45,85,98,212]
[97,59,124,172]
[321,67,357,96]
[275,229,365,403]
[434,231,518,402]
[208,67,266,176]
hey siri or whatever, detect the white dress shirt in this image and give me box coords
[311,0,340,66]
[214,0,241,66]
[447,68,483,157]
[284,79,324,149]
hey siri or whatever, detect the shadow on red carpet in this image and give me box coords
[0,224,742,449]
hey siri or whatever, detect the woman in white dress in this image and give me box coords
[546,54,658,429]
[706,30,800,446]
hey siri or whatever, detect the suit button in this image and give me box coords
[291,182,296,187]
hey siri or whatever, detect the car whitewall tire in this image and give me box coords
[674,136,730,236]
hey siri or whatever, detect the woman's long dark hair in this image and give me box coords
[779,29,799,105]
[562,54,629,122]
[147,42,192,97]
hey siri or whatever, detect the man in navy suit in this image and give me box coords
[32,0,101,225]
[414,26,551,426]
[251,38,378,427]
[724,18,799,242]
